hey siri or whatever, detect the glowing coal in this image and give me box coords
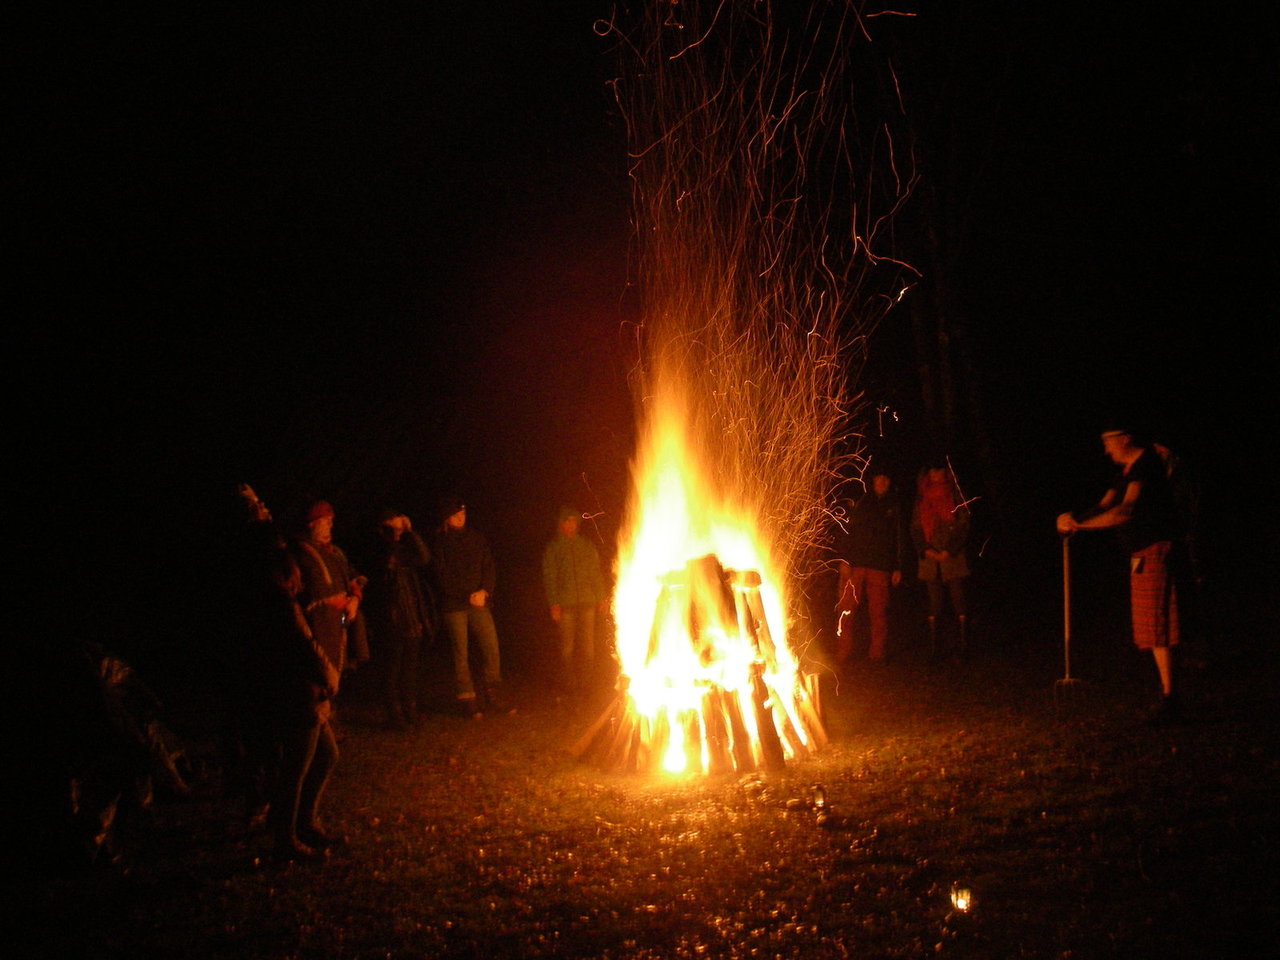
[573,553,825,776]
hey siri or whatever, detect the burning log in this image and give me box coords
[573,556,824,775]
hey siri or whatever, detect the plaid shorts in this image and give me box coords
[1129,541,1179,650]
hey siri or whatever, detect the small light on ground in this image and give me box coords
[950,883,974,913]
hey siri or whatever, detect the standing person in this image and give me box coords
[223,488,341,861]
[542,505,608,700]
[1057,425,1183,723]
[834,473,906,668]
[291,500,366,692]
[267,542,342,861]
[911,464,972,662]
[366,509,433,729]
[219,482,287,831]
[277,498,361,856]
[429,496,508,718]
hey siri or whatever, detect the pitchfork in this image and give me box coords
[1054,534,1085,712]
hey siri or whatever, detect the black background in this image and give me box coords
[21,2,1276,673]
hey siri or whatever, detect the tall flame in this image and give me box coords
[613,382,807,774]
[591,4,917,775]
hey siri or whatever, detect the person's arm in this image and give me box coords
[1077,481,1139,529]
[470,535,496,606]
[1058,484,1134,533]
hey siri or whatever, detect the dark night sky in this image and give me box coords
[22,2,1276,660]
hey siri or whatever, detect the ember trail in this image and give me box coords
[581,3,916,774]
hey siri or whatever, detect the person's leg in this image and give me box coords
[949,578,969,659]
[925,579,943,657]
[1131,542,1181,718]
[1152,647,1173,696]
[296,720,339,843]
[267,720,319,853]
[471,606,501,686]
[235,710,274,827]
[559,606,579,692]
[443,610,475,703]
[948,578,967,617]
[864,568,891,661]
[401,632,422,721]
[383,634,408,725]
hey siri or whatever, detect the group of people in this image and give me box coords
[221,486,610,861]
[218,423,1186,859]
[834,424,1188,724]
[832,462,972,670]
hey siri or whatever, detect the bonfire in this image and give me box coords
[576,3,916,775]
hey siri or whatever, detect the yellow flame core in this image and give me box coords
[613,390,808,775]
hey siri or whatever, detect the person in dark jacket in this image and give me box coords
[834,473,906,667]
[366,509,434,728]
[1057,425,1183,724]
[542,504,608,698]
[429,496,507,717]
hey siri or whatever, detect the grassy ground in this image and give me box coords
[20,623,1279,960]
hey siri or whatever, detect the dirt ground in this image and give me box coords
[19,598,1279,960]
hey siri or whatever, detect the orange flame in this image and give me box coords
[613,386,814,775]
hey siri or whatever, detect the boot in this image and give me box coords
[956,615,969,663]
[927,617,940,661]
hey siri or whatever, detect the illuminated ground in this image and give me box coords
[23,631,1277,960]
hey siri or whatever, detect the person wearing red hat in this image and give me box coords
[273,499,365,856]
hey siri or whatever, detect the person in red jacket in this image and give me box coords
[911,465,972,663]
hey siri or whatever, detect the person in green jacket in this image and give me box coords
[542,505,608,699]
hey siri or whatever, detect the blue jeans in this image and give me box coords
[443,606,501,699]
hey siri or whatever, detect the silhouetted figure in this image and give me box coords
[222,486,343,860]
[429,496,507,717]
[834,473,906,667]
[292,500,367,693]
[366,509,434,728]
[32,639,190,874]
[272,498,363,859]
[911,464,972,662]
[1057,426,1183,723]
[220,482,286,830]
